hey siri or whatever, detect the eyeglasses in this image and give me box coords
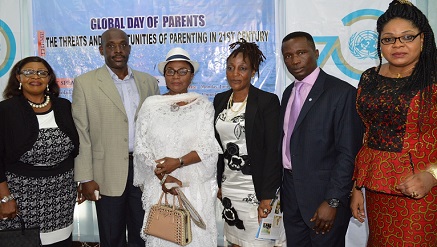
[20,70,50,78]
[165,68,191,76]
[380,32,422,45]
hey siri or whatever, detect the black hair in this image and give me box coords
[375,0,437,118]
[3,56,59,99]
[227,38,266,77]
[282,31,316,51]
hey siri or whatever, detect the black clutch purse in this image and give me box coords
[0,215,41,247]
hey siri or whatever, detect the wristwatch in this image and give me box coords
[179,157,185,168]
[326,198,340,208]
[0,194,15,203]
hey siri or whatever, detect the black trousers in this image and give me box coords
[95,157,145,247]
[282,169,350,247]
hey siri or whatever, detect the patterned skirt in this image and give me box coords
[221,167,276,247]
[366,189,437,247]
[0,169,76,241]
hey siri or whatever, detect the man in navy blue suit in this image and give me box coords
[280,31,363,247]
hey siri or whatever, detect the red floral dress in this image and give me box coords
[354,68,437,247]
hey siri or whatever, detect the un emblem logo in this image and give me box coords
[0,19,16,77]
[314,9,384,80]
[349,30,378,60]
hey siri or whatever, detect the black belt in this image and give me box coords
[284,168,293,175]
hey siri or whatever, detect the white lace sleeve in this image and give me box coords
[190,99,222,182]
[133,99,156,187]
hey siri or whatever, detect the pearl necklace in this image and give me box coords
[227,92,248,113]
[28,95,50,108]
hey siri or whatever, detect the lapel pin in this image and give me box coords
[309,98,312,101]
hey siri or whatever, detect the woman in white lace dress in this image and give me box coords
[133,47,222,247]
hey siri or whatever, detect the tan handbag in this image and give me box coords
[144,192,192,246]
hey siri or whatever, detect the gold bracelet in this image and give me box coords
[426,164,437,183]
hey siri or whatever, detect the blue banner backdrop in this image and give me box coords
[32,0,276,101]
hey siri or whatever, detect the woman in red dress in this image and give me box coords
[350,1,437,246]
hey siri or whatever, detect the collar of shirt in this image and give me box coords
[105,65,134,82]
[295,67,320,87]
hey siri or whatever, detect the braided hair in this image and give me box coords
[228,38,266,77]
[375,0,437,117]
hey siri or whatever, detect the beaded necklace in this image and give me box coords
[227,92,247,113]
[28,95,50,108]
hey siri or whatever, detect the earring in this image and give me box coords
[18,83,22,90]
[46,84,49,92]
[421,44,423,52]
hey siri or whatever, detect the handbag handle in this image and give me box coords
[172,194,183,210]
[157,191,170,206]
[157,192,183,209]
[16,214,27,235]
[155,192,185,224]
